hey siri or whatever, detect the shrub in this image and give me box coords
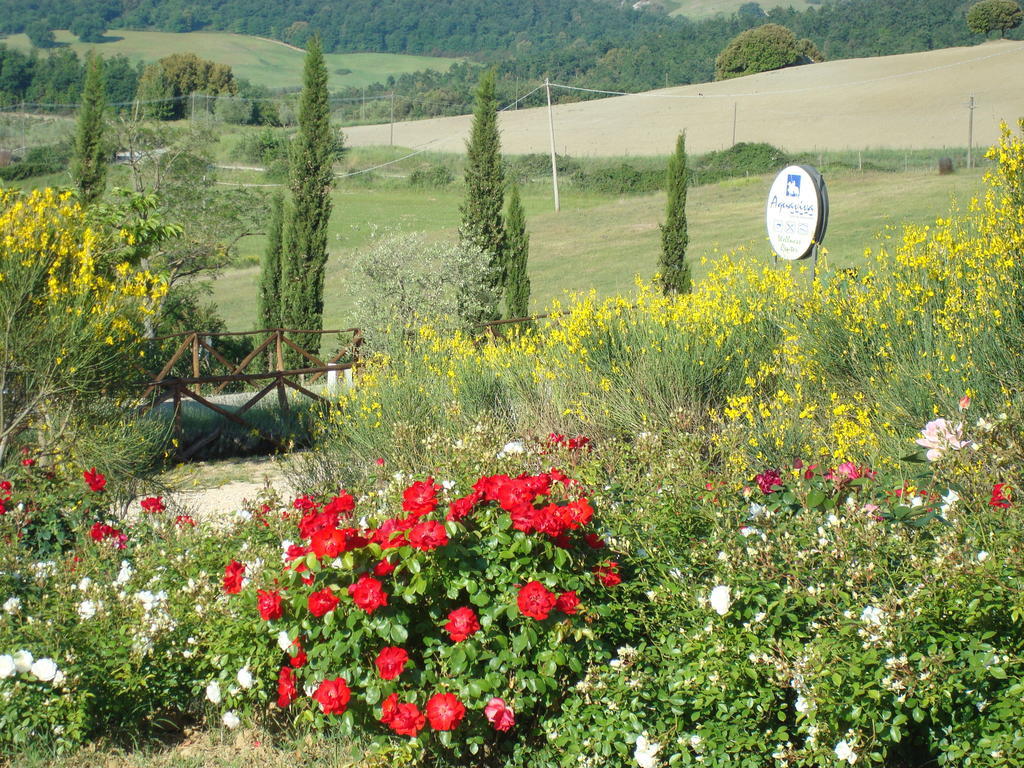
[692,141,789,184]
[211,469,620,765]
[715,23,821,80]
[348,232,496,353]
[408,164,454,188]
[966,0,1023,37]
[571,163,664,195]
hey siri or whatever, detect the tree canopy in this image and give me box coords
[715,23,822,80]
[967,0,1023,37]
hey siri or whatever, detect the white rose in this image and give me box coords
[12,650,33,673]
[834,740,857,764]
[709,585,732,616]
[2,597,21,614]
[53,670,66,686]
[205,681,222,704]
[77,577,92,591]
[277,630,292,652]
[237,667,253,689]
[0,655,14,678]
[977,551,989,563]
[634,733,662,768]
[222,711,241,730]
[30,657,58,682]
[77,600,97,620]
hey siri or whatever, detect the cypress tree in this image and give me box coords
[72,54,107,205]
[257,191,284,329]
[659,132,692,295]
[281,36,334,357]
[504,184,531,319]
[459,70,505,323]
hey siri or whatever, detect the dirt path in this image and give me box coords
[154,455,296,520]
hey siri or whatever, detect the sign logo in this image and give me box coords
[766,165,828,261]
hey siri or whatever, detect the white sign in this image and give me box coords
[765,165,827,261]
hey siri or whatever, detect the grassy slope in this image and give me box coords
[208,166,986,331]
[342,41,1024,155]
[0,30,460,91]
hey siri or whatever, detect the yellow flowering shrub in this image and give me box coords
[0,188,166,463]
[322,123,1024,482]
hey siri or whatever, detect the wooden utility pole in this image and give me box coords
[545,78,560,213]
[967,95,975,169]
[731,102,737,146]
[390,91,395,146]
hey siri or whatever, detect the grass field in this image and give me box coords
[344,41,1024,155]
[206,165,987,331]
[0,30,460,91]
[663,0,817,18]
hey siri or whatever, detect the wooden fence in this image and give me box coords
[137,327,361,459]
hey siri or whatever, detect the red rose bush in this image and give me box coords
[217,469,620,759]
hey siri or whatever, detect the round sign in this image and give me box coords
[765,165,828,260]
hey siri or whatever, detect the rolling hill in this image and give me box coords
[0,29,460,90]
[343,41,1024,155]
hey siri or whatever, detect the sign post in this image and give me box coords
[765,165,829,278]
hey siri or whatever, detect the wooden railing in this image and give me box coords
[137,327,361,459]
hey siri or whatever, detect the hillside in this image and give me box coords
[0,29,460,90]
[343,42,1024,156]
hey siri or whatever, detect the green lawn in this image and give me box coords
[207,166,987,331]
[1,30,460,91]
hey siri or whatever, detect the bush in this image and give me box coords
[571,163,664,195]
[234,128,290,166]
[408,164,454,188]
[211,469,620,764]
[715,23,822,80]
[692,141,789,184]
[348,232,496,353]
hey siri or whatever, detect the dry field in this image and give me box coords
[343,41,1024,156]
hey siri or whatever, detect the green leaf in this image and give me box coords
[391,623,408,644]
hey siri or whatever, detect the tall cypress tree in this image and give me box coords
[504,184,531,319]
[659,132,692,295]
[459,70,505,323]
[257,191,284,329]
[72,54,107,205]
[281,36,334,356]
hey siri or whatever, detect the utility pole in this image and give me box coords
[361,87,365,121]
[390,91,395,146]
[545,78,560,213]
[967,95,975,169]
[731,102,737,147]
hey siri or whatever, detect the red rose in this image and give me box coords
[83,467,106,492]
[21,458,35,467]
[348,575,388,614]
[568,498,593,528]
[140,496,165,513]
[373,558,395,576]
[447,490,484,521]
[289,638,307,668]
[755,469,784,495]
[555,590,581,615]
[276,666,297,708]
[445,606,481,642]
[299,510,338,539]
[408,520,449,551]
[381,694,426,737]
[323,492,355,518]
[308,587,340,617]
[372,519,410,549]
[312,677,351,715]
[174,514,196,527]
[426,692,466,731]
[257,589,283,621]
[484,697,515,732]
[509,504,538,534]
[991,483,1013,509]
[89,522,127,548]
[292,495,318,512]
[517,581,557,620]
[375,646,409,680]
[584,533,605,549]
[223,560,245,594]
[311,526,367,558]
[594,561,622,587]
[402,478,440,517]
